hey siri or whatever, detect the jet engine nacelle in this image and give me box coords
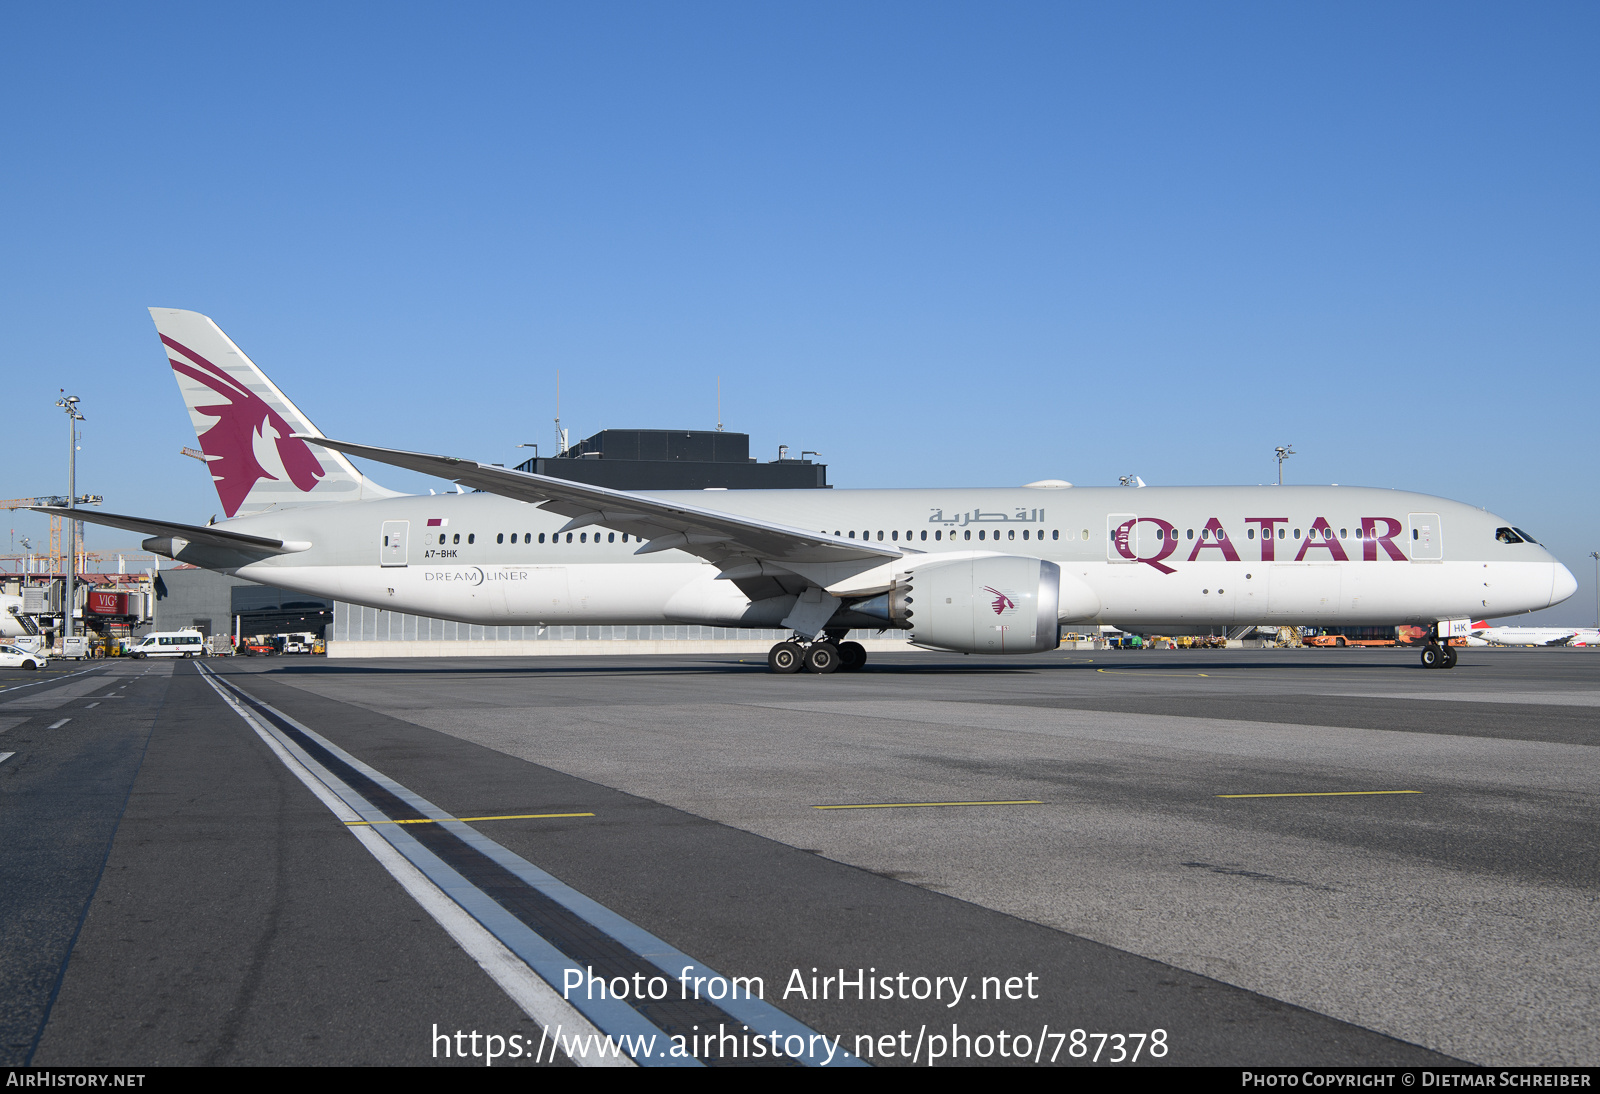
[855,555,1081,655]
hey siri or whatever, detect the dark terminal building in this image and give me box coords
[514,429,828,491]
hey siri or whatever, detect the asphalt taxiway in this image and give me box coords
[2,648,1594,1066]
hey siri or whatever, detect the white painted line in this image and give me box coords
[0,752,14,765]
[85,702,100,709]
[195,668,628,1068]
[48,718,70,729]
[0,666,105,696]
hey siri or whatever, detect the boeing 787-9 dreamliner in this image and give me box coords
[38,310,1578,674]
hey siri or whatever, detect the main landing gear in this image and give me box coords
[1420,624,1459,670]
[767,636,867,675]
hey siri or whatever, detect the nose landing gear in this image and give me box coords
[1420,625,1460,669]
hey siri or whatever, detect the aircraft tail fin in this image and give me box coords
[149,309,402,517]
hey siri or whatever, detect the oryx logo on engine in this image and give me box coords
[983,587,1017,615]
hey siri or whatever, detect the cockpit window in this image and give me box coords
[1496,527,1524,544]
[1512,527,1539,545]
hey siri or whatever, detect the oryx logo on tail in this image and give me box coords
[161,334,327,516]
[150,308,401,517]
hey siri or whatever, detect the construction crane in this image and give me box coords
[1,495,104,575]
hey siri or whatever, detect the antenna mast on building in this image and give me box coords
[554,370,568,454]
[716,377,723,432]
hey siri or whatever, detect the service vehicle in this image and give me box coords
[0,644,49,670]
[127,629,206,658]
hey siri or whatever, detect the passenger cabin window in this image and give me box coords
[468,534,475,544]
[453,534,460,544]
[439,534,447,544]
[497,534,504,544]
[539,533,546,543]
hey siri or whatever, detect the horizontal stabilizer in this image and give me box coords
[30,507,307,556]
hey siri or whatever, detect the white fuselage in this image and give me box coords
[186,484,1575,635]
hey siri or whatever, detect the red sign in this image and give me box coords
[88,591,128,615]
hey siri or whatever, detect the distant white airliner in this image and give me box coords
[38,310,1578,674]
[1,594,31,640]
[1470,622,1600,647]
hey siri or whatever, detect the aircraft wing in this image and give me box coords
[30,507,306,555]
[298,436,901,570]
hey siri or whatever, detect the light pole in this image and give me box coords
[1274,444,1295,486]
[1590,551,1599,628]
[56,394,85,640]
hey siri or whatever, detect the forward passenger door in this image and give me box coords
[381,521,409,567]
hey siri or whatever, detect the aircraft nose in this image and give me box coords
[1550,563,1578,607]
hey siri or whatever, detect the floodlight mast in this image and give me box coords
[56,394,85,640]
[1590,551,1599,628]
[1275,444,1295,486]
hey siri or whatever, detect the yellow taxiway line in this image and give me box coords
[1216,791,1420,799]
[1095,668,1210,677]
[345,812,594,826]
[813,800,1042,810]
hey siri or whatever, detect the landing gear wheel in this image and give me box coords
[804,642,841,674]
[768,642,803,674]
[837,641,867,672]
[1420,643,1443,669]
[1441,644,1458,669]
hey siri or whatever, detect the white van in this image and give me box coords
[128,630,206,658]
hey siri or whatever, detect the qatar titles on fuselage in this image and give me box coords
[37,309,1577,658]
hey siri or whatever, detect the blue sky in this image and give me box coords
[3,2,1596,622]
